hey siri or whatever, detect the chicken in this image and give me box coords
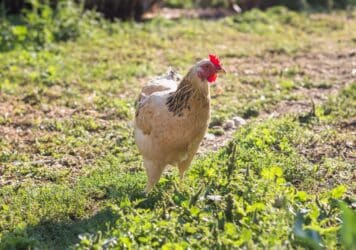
[134,55,225,192]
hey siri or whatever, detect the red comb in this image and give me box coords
[209,54,221,68]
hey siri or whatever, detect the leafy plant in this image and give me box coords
[339,202,356,249]
[0,0,84,51]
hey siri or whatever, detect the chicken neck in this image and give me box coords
[166,75,210,117]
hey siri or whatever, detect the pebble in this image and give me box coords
[232,116,246,127]
[40,104,50,113]
[223,120,235,130]
[207,195,222,202]
[204,133,215,140]
[345,141,353,148]
[244,69,255,75]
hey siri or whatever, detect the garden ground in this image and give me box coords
[0,7,355,249]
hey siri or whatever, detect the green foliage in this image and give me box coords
[73,117,351,249]
[293,212,323,250]
[318,83,356,120]
[0,0,84,51]
[339,202,356,249]
[165,0,195,8]
[228,6,343,35]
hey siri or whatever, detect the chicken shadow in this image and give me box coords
[0,180,165,249]
[0,207,119,250]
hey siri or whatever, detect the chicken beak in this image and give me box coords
[217,67,226,74]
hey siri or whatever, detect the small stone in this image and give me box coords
[232,4,242,13]
[352,202,356,209]
[223,120,235,130]
[269,112,279,118]
[204,133,215,140]
[300,208,309,214]
[233,116,246,127]
[244,69,255,75]
[345,141,353,148]
[207,195,222,202]
[40,104,50,113]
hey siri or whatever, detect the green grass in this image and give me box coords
[0,5,355,249]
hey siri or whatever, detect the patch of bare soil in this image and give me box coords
[299,119,356,192]
[0,95,73,143]
[300,121,355,163]
[199,129,236,155]
[0,95,107,186]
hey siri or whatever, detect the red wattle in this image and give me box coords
[207,73,217,83]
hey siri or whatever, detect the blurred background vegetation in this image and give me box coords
[2,0,356,19]
[0,0,355,51]
[0,0,356,56]
[165,0,356,10]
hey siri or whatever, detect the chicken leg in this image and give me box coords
[144,159,165,193]
[178,155,194,180]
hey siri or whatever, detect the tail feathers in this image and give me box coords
[164,67,182,81]
[141,67,181,95]
[135,68,181,115]
[148,67,181,83]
